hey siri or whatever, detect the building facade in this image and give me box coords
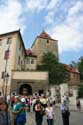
[0,30,80,97]
[0,30,54,96]
[64,64,80,86]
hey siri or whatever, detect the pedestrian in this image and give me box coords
[0,101,11,125]
[34,99,44,125]
[66,96,70,108]
[76,97,81,110]
[45,103,55,125]
[13,97,26,125]
[61,101,70,125]
[12,97,19,125]
[11,94,15,109]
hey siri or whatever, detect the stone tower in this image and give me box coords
[31,31,59,64]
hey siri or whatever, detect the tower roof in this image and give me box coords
[39,31,52,39]
[37,31,57,41]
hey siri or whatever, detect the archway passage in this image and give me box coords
[19,84,32,96]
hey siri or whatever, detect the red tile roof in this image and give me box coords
[38,31,57,41]
[26,49,37,57]
[64,64,79,74]
[39,31,52,39]
[26,49,32,55]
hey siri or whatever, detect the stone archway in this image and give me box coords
[19,84,32,96]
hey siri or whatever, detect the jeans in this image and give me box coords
[47,119,54,125]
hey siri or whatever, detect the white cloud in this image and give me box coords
[45,11,55,24]
[26,0,48,13]
[51,24,83,53]
[45,0,59,25]
[47,0,59,10]
[0,0,25,34]
[47,1,83,54]
[68,1,83,16]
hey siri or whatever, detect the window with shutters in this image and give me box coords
[7,37,12,44]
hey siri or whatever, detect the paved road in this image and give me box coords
[26,108,83,125]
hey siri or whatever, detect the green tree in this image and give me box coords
[70,56,83,81]
[37,52,70,85]
[78,84,83,98]
[70,61,78,69]
[78,56,83,80]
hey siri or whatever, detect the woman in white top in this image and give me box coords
[45,103,55,125]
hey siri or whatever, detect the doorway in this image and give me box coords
[19,84,32,96]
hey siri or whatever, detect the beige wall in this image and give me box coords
[14,34,25,70]
[68,72,80,85]
[0,34,18,94]
[0,33,26,95]
[32,38,59,64]
[12,71,48,81]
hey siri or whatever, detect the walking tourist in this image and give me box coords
[0,101,11,125]
[76,97,81,110]
[34,99,44,125]
[45,103,55,125]
[12,97,19,125]
[12,97,26,125]
[61,100,70,125]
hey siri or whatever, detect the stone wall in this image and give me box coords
[32,37,58,64]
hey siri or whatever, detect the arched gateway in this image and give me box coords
[19,84,32,96]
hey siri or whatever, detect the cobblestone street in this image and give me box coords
[25,108,83,125]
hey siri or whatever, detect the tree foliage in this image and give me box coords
[78,56,83,80]
[37,52,70,85]
[70,61,78,69]
[78,84,83,98]
[70,56,83,81]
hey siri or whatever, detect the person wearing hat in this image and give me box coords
[12,97,26,125]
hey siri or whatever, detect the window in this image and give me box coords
[7,37,12,44]
[18,56,20,65]
[27,68,30,71]
[0,39,2,46]
[47,39,49,43]
[27,58,30,64]
[31,58,34,64]
[1,72,5,79]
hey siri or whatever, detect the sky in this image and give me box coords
[0,0,83,64]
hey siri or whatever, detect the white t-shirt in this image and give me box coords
[45,107,54,119]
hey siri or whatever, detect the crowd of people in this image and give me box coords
[10,94,56,125]
[0,93,81,125]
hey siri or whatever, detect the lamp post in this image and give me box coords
[4,72,9,102]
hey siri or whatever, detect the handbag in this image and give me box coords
[40,109,45,116]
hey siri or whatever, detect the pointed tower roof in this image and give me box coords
[37,31,57,41]
[39,31,52,39]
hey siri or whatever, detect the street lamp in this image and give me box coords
[4,72,9,101]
